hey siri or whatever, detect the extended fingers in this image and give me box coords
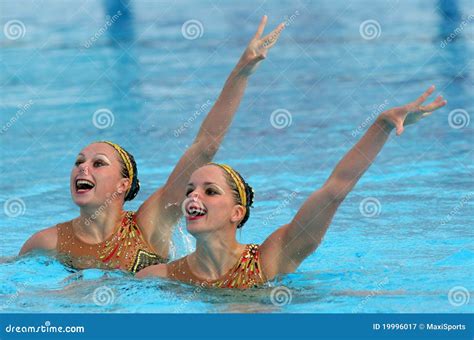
[419,95,447,113]
[414,85,436,105]
[263,22,285,41]
[254,15,268,39]
[261,22,285,49]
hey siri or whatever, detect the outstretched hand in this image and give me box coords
[379,86,447,136]
[238,15,285,76]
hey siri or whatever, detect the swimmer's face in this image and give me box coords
[70,143,129,208]
[184,165,245,235]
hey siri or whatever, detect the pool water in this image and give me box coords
[0,0,472,313]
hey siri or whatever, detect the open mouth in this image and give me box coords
[75,179,95,194]
[185,202,207,219]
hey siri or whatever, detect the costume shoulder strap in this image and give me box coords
[167,256,189,281]
[56,220,73,252]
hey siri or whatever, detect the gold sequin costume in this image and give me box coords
[57,211,166,273]
[167,244,266,289]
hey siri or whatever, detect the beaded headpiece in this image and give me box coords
[100,141,134,196]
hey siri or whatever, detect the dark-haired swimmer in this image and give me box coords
[137,87,447,286]
[19,16,285,273]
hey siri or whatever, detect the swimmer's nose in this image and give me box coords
[191,192,199,201]
[79,164,89,175]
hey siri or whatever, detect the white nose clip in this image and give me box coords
[191,193,199,201]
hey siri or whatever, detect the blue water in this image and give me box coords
[1,0,473,313]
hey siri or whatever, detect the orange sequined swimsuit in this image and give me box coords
[167,244,266,289]
[56,211,167,273]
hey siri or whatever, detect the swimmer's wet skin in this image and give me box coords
[137,86,447,289]
[19,15,284,273]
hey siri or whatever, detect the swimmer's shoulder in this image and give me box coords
[19,225,58,255]
[135,263,168,279]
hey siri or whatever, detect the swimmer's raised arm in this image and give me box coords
[260,86,447,279]
[136,16,285,258]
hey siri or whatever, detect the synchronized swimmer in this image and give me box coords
[19,16,285,274]
[136,86,446,288]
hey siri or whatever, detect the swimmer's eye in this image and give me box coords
[185,189,194,196]
[74,160,84,166]
[206,188,218,196]
[93,160,106,167]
